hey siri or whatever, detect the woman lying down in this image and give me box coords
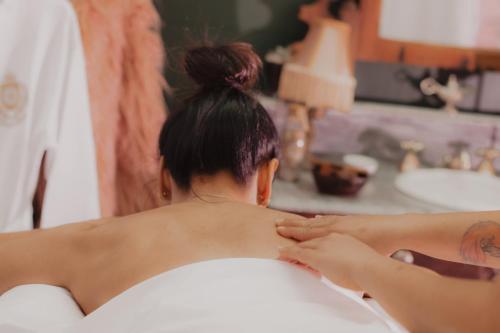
[0,43,401,332]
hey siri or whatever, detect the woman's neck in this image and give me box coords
[171,172,257,205]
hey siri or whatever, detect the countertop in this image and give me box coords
[270,161,450,215]
[263,98,500,215]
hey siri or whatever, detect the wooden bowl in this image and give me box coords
[312,161,369,196]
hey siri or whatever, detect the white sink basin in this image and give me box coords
[395,169,500,211]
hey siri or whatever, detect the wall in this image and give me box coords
[155,0,310,87]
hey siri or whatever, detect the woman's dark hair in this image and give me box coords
[158,42,279,191]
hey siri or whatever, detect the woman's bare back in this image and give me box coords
[67,202,299,314]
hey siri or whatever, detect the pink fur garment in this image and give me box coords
[71,0,167,216]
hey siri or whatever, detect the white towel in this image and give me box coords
[0,0,100,231]
[58,258,398,333]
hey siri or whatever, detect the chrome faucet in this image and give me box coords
[400,140,424,172]
[476,147,500,176]
[420,74,464,115]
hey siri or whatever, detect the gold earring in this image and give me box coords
[162,191,169,199]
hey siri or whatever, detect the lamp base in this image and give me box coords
[278,103,326,182]
[278,103,309,182]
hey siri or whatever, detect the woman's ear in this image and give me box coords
[159,156,172,203]
[257,158,280,207]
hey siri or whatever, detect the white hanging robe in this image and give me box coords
[0,0,101,231]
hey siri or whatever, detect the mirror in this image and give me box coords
[379,0,500,50]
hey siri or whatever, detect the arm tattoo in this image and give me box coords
[460,221,500,264]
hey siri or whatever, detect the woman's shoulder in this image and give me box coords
[232,203,304,221]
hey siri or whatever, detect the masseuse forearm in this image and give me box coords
[357,255,500,333]
[396,211,500,268]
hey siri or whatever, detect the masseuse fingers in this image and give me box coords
[275,217,334,228]
[278,245,318,268]
[276,223,332,241]
[278,245,322,277]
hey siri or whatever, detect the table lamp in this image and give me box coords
[278,18,356,112]
[277,18,356,181]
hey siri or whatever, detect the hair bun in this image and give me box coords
[184,43,262,91]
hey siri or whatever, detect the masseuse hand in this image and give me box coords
[276,215,401,256]
[278,232,379,291]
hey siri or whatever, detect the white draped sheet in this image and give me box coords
[0,259,405,332]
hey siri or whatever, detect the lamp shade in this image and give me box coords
[278,18,356,112]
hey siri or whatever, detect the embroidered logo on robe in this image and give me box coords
[0,74,27,125]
